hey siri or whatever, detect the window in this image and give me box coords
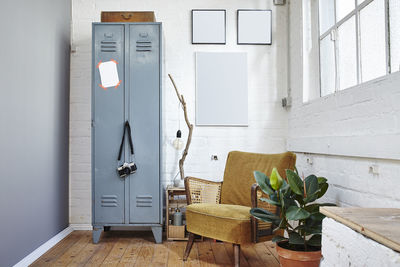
[318,0,399,97]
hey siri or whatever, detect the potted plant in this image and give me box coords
[250,168,335,267]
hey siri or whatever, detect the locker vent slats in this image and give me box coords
[136,195,153,207]
[101,195,118,207]
[101,40,117,52]
[136,40,152,52]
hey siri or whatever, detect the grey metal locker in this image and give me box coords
[91,22,162,244]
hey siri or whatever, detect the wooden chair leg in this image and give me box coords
[183,232,195,261]
[233,244,240,267]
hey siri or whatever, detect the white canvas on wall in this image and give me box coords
[196,52,248,126]
[192,10,226,44]
[237,10,272,45]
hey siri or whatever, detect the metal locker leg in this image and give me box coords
[92,227,103,244]
[151,226,162,244]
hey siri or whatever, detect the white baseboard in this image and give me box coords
[70,224,93,230]
[14,226,73,267]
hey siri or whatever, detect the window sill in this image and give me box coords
[302,71,400,106]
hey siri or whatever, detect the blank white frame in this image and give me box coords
[237,10,272,45]
[192,10,226,44]
[196,52,248,126]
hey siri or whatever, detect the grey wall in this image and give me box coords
[0,0,71,266]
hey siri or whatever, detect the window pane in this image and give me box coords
[319,0,335,34]
[337,16,358,90]
[390,0,400,72]
[320,35,336,96]
[336,0,355,21]
[360,0,387,82]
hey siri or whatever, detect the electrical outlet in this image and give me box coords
[274,0,285,5]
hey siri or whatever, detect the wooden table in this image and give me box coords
[321,207,400,252]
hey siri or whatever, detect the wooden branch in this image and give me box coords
[168,74,194,180]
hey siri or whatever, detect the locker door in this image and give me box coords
[128,24,160,223]
[93,24,125,224]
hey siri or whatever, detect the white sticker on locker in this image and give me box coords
[98,60,120,88]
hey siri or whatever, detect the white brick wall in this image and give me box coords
[70,0,289,224]
[321,218,400,266]
[288,0,400,208]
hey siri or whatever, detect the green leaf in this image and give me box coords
[272,235,287,243]
[307,234,322,247]
[281,182,291,196]
[310,212,325,221]
[278,219,288,229]
[286,206,311,220]
[250,208,281,224]
[306,217,323,229]
[294,194,305,205]
[317,183,329,198]
[305,175,319,198]
[289,232,304,245]
[305,203,336,213]
[286,169,303,196]
[294,225,322,235]
[283,195,296,208]
[259,197,281,206]
[317,177,327,184]
[270,168,284,190]
[254,171,274,195]
[304,190,320,203]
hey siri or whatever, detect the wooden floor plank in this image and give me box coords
[197,240,217,267]
[253,242,279,267]
[117,238,143,267]
[52,232,92,266]
[210,241,231,266]
[133,239,155,267]
[263,241,279,261]
[67,240,102,267]
[84,237,118,267]
[241,244,265,267]
[223,243,249,267]
[30,231,83,267]
[151,242,169,267]
[167,241,184,267]
[32,231,279,267]
[101,238,131,266]
[184,242,200,267]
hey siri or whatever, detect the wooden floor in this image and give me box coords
[31,231,280,267]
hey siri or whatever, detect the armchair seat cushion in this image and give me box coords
[186,203,252,244]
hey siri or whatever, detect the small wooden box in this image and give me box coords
[101,11,156,22]
[168,225,186,239]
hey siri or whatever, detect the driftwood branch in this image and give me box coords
[168,74,193,180]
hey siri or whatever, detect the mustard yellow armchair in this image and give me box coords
[183,151,296,267]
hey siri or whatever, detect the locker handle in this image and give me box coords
[121,14,133,20]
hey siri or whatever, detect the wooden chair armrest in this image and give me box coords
[251,183,280,243]
[251,183,260,209]
[184,177,222,205]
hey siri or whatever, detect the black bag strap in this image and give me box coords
[118,121,134,161]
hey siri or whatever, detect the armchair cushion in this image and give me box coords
[186,203,252,244]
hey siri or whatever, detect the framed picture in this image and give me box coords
[192,9,226,44]
[237,9,272,45]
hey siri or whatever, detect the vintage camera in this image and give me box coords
[117,162,137,177]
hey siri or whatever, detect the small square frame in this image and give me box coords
[192,9,226,44]
[237,9,272,45]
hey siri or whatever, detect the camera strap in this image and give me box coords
[118,121,134,161]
